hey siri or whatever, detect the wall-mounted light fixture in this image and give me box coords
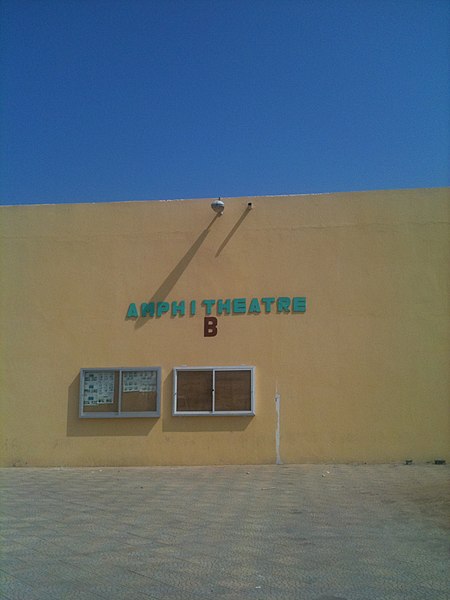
[211,198,225,215]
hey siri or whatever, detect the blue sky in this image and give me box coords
[0,0,449,205]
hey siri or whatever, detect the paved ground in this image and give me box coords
[0,464,449,600]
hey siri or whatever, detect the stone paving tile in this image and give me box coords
[1,464,449,599]
[77,569,167,600]
[0,571,44,600]
[24,581,106,600]
[82,566,217,600]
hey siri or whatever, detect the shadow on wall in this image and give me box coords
[132,206,251,328]
[161,372,253,433]
[66,373,251,437]
[134,213,220,330]
[66,375,156,437]
[215,208,250,257]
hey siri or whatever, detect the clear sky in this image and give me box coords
[0,0,449,206]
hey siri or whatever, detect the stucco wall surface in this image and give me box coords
[0,188,449,466]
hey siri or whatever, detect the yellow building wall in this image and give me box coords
[0,188,449,466]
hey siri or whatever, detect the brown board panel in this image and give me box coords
[177,370,213,411]
[121,391,157,412]
[215,370,251,411]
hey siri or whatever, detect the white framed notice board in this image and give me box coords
[79,367,161,418]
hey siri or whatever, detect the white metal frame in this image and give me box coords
[79,367,161,418]
[172,366,255,416]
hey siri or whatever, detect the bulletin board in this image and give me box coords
[173,366,255,416]
[79,367,161,418]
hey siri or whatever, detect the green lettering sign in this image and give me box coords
[126,303,139,318]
